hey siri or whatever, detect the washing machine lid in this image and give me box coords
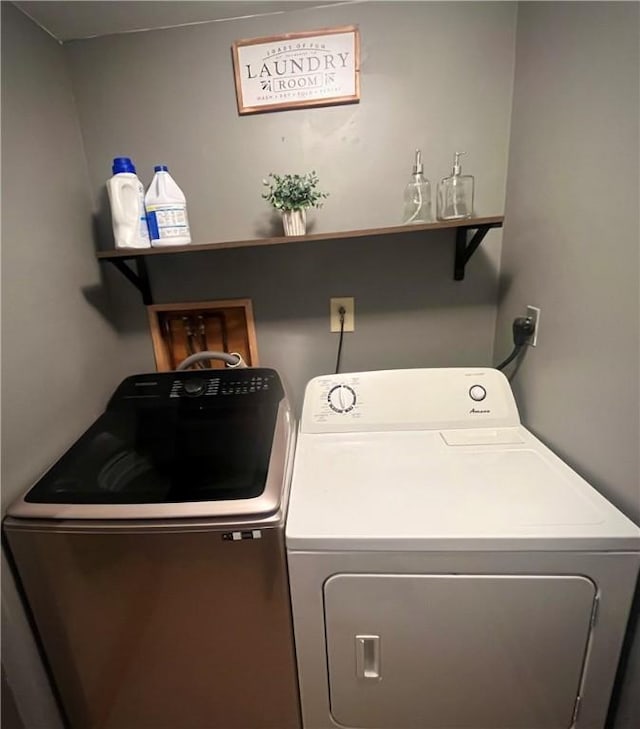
[7,369,294,521]
[286,369,640,551]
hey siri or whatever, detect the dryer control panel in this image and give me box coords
[301,368,520,433]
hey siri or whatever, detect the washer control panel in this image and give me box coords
[169,373,274,398]
[171,377,220,398]
[301,368,520,433]
[109,369,282,406]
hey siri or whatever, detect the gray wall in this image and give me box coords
[494,3,639,727]
[1,4,149,513]
[64,0,517,408]
[0,4,144,726]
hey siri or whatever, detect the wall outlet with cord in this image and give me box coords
[330,297,355,332]
[497,311,537,373]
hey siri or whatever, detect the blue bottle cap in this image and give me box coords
[112,157,136,174]
[154,165,169,172]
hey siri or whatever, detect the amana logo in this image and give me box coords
[470,408,491,414]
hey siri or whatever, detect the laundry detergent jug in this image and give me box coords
[106,157,151,249]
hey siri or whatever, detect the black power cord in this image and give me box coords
[334,306,346,374]
[496,316,536,371]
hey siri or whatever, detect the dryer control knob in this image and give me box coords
[328,384,357,413]
[183,379,205,397]
[469,385,487,402]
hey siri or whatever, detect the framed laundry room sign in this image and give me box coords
[232,26,360,114]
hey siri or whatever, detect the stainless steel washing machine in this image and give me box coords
[4,367,301,729]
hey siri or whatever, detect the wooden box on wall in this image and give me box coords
[147,299,259,371]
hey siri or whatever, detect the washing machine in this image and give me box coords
[286,368,640,729]
[4,367,301,729]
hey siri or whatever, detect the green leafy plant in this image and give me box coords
[262,171,328,212]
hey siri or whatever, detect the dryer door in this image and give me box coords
[324,573,595,729]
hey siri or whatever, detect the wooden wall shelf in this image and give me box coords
[96,216,504,305]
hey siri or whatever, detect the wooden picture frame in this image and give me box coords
[147,299,259,372]
[232,25,360,115]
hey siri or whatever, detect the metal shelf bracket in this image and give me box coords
[454,222,502,281]
[107,257,153,305]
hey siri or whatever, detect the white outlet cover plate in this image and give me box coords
[526,305,541,346]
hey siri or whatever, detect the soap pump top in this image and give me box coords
[403,148,432,224]
[437,151,474,221]
[451,151,465,175]
[413,149,424,175]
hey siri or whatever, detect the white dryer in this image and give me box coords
[286,368,640,729]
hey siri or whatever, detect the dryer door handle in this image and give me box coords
[355,635,381,680]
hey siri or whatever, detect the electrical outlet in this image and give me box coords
[330,297,355,332]
[526,305,541,346]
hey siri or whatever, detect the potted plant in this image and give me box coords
[262,171,328,236]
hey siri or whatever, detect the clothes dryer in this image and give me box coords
[286,368,640,729]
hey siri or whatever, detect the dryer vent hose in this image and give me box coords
[176,351,247,370]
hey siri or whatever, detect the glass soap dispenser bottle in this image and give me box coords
[403,149,432,224]
[437,151,474,220]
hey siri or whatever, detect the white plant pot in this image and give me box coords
[282,209,306,236]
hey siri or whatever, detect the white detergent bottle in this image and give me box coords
[106,157,151,249]
[145,165,191,246]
